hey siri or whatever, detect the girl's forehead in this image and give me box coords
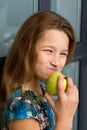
[36,29,69,49]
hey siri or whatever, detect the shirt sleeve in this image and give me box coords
[4,96,39,121]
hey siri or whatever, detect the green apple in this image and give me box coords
[45,71,67,96]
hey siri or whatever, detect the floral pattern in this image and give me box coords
[1,86,55,130]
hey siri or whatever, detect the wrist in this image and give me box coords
[54,118,73,130]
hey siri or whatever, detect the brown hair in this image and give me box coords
[0,11,76,103]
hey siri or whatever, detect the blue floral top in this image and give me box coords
[1,86,55,130]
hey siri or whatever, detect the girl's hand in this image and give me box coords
[45,76,79,128]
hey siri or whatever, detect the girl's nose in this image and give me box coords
[51,55,60,67]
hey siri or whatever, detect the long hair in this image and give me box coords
[0,11,76,103]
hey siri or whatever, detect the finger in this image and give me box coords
[67,77,74,87]
[66,77,79,99]
[66,77,74,93]
[57,75,65,98]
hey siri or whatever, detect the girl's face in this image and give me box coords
[34,29,69,81]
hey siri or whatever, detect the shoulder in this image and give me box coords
[4,87,37,121]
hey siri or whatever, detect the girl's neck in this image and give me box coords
[22,79,43,95]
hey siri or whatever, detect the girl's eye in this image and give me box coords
[44,49,53,53]
[60,53,68,57]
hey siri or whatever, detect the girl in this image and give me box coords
[0,11,79,130]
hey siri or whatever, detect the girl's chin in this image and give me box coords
[42,76,50,82]
[40,76,48,82]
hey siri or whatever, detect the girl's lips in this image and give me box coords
[48,68,59,73]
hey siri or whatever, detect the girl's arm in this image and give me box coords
[7,118,40,130]
[45,76,79,130]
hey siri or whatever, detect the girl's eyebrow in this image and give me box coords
[40,44,69,53]
[43,46,69,52]
[61,50,69,55]
[41,45,55,49]
[62,49,69,52]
